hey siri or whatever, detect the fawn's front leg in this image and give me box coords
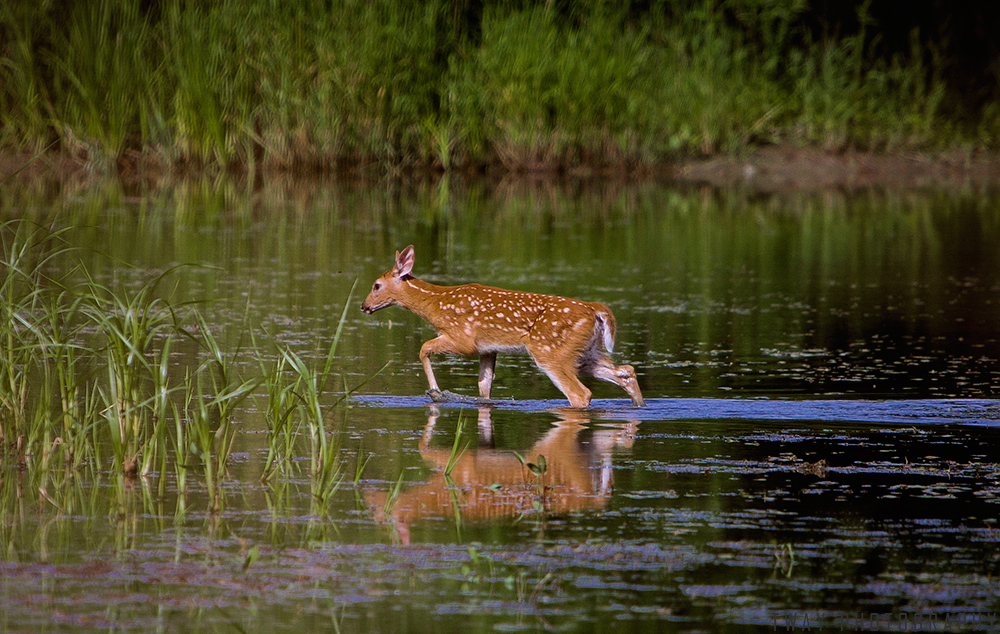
[419,336,449,395]
[419,334,479,398]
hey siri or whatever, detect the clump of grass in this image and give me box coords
[513,451,549,513]
[83,271,179,478]
[0,221,90,471]
[182,312,259,512]
[254,282,374,513]
[444,413,469,478]
[255,341,303,483]
[0,220,368,520]
[270,343,347,507]
[382,469,406,522]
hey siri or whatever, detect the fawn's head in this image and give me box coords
[361,245,415,314]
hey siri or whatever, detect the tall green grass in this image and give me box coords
[254,281,390,516]
[1,0,993,173]
[0,220,358,516]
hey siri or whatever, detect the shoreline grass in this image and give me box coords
[0,219,358,516]
[1,1,997,175]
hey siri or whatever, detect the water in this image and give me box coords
[2,177,1000,632]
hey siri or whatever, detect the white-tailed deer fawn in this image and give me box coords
[361,245,645,408]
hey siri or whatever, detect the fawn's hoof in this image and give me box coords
[426,389,495,405]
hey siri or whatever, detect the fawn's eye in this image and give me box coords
[373,282,382,291]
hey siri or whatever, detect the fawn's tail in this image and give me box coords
[595,312,617,353]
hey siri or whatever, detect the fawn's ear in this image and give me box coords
[393,245,415,278]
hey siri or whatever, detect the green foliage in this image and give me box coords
[255,281,360,511]
[444,412,470,478]
[0,0,991,170]
[83,270,178,477]
[0,220,359,516]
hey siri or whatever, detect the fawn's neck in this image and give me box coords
[398,277,453,323]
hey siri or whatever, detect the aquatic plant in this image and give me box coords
[256,284,357,507]
[0,223,66,451]
[185,312,259,511]
[444,412,469,478]
[0,219,367,521]
[255,343,304,483]
[513,451,549,513]
[82,271,179,478]
[383,470,406,521]
[277,343,347,507]
[354,447,373,489]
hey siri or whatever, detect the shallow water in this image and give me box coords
[2,177,1000,632]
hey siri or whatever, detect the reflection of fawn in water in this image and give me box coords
[369,406,638,544]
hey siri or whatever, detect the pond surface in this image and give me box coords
[2,176,1000,632]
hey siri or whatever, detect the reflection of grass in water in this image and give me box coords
[0,219,365,519]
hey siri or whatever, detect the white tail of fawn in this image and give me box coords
[361,246,645,408]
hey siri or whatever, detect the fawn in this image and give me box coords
[361,246,645,408]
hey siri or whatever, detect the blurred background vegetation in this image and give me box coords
[1,0,998,173]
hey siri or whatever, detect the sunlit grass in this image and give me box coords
[444,412,469,479]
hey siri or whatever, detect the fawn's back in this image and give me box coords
[405,281,615,355]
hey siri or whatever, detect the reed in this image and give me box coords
[256,283,359,511]
[185,376,231,513]
[185,311,259,510]
[83,270,180,478]
[444,413,469,479]
[0,220,367,520]
[0,0,989,172]
[273,344,347,505]
[0,222,94,475]
[0,222,46,439]
[255,344,303,483]
[38,288,94,473]
[383,469,406,521]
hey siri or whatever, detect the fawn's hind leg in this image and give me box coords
[478,352,497,399]
[526,342,592,408]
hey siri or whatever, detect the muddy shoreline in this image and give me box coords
[4,146,1000,192]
